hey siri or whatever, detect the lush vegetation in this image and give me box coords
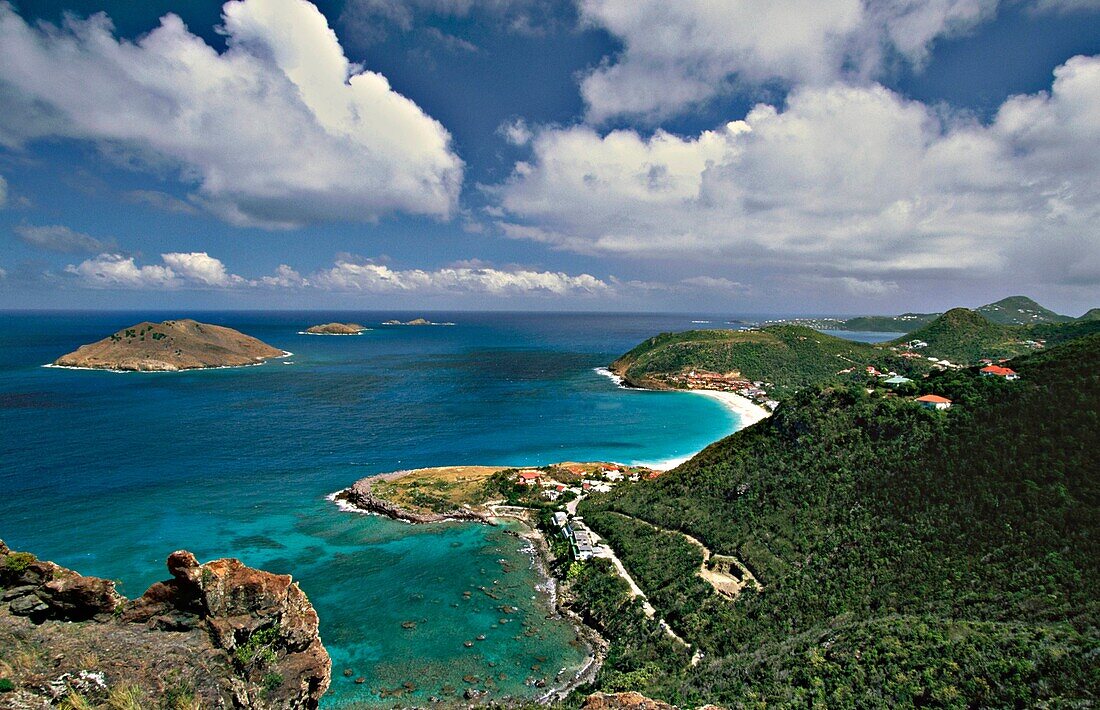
[573,333,1100,706]
[566,558,692,698]
[893,308,1032,362]
[610,325,924,397]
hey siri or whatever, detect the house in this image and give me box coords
[553,512,568,528]
[915,394,952,410]
[542,489,560,501]
[568,523,598,560]
[980,365,1019,380]
[516,470,541,485]
[604,470,624,482]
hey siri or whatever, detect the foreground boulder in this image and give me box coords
[0,540,330,708]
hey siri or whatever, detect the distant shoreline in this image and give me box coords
[593,367,771,470]
[42,350,293,373]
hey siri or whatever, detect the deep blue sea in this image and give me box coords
[0,311,769,706]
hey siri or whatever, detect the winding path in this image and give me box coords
[603,512,761,599]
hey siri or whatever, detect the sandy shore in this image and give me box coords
[687,389,771,429]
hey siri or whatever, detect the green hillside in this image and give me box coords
[895,307,1032,363]
[1078,308,1100,322]
[573,334,1100,707]
[610,325,920,397]
[836,312,939,332]
[976,295,1073,325]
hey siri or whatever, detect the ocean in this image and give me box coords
[0,310,761,706]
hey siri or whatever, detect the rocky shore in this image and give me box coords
[332,474,608,705]
[0,540,330,708]
[333,473,496,524]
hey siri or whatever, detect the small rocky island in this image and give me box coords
[0,540,330,708]
[52,319,286,371]
[303,322,368,335]
[382,318,433,326]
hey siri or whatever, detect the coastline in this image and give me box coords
[491,509,607,704]
[687,389,771,429]
[594,367,772,470]
[43,350,294,373]
[330,476,606,703]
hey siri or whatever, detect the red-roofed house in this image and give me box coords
[980,365,1019,380]
[915,394,952,410]
[517,470,541,485]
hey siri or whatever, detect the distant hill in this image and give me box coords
[836,312,939,332]
[577,333,1100,706]
[816,296,1088,334]
[893,308,1032,363]
[1078,308,1100,322]
[610,325,922,397]
[975,295,1073,325]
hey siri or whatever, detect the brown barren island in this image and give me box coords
[52,319,286,371]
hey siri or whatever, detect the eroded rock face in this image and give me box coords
[0,540,123,622]
[158,552,331,708]
[583,692,678,710]
[0,540,330,709]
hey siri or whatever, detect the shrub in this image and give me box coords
[0,678,15,692]
[4,552,36,573]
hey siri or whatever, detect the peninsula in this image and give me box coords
[303,322,368,335]
[333,462,656,523]
[51,319,286,371]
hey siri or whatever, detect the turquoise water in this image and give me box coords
[0,311,746,706]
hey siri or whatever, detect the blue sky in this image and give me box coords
[1,0,1098,315]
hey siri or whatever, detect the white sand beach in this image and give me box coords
[688,389,771,429]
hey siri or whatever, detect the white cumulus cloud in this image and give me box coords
[0,0,463,228]
[578,0,999,121]
[62,252,613,297]
[65,254,180,289]
[259,264,310,288]
[160,252,246,287]
[312,259,611,295]
[493,55,1100,288]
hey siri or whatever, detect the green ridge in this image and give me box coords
[574,333,1100,707]
[610,325,923,397]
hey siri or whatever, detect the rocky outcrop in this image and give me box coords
[303,323,366,335]
[583,692,678,710]
[334,477,494,524]
[52,319,286,371]
[0,541,330,709]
